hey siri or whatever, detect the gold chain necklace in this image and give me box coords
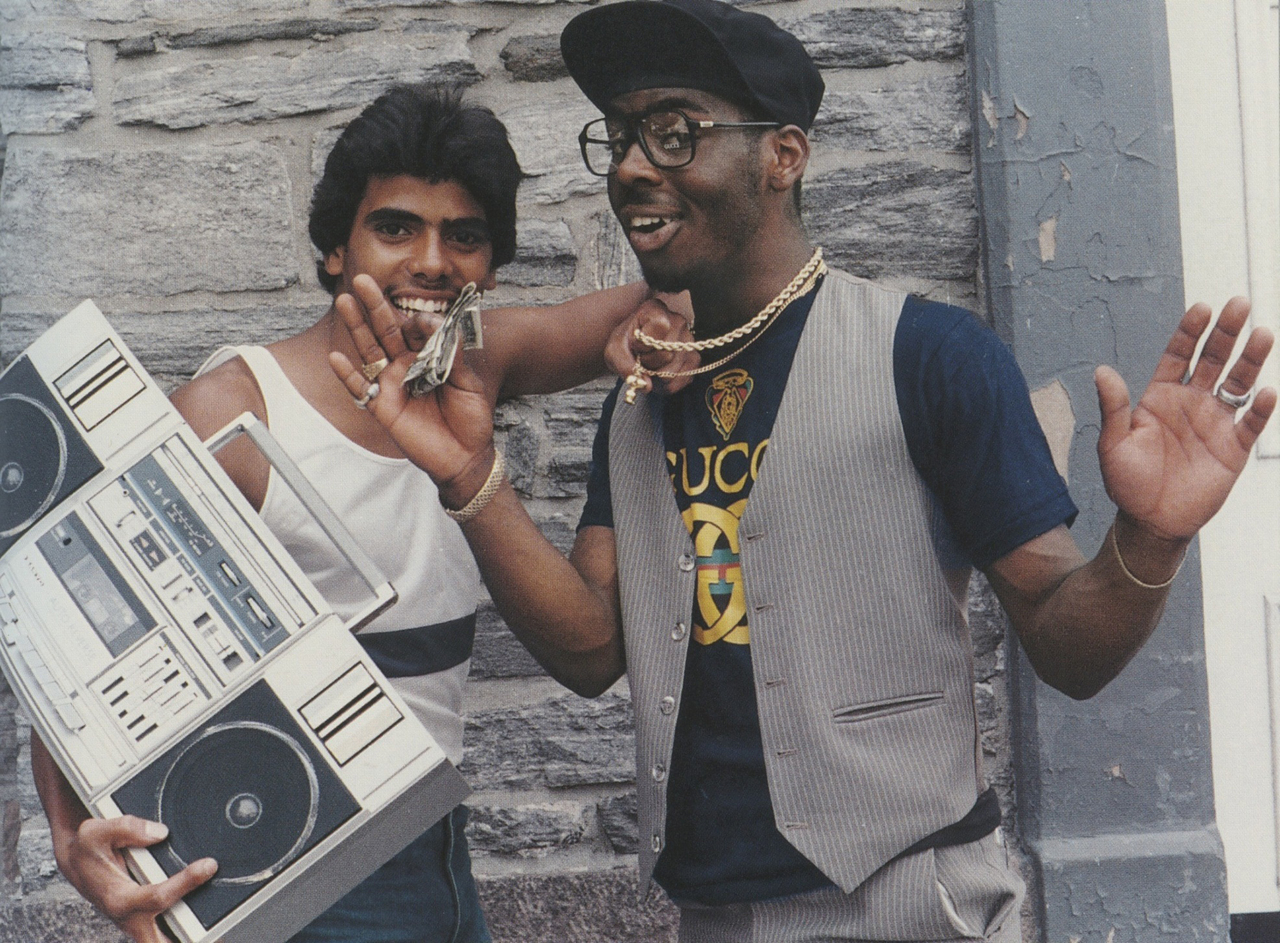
[622,247,826,404]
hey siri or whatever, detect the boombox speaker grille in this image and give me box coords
[113,679,360,930]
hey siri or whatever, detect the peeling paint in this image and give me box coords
[1013,99,1031,139]
[981,89,999,131]
[1039,215,1058,262]
[1030,379,1074,480]
[1060,160,1072,183]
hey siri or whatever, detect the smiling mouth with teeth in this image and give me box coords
[392,297,451,316]
[630,216,670,234]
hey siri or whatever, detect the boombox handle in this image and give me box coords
[203,412,397,634]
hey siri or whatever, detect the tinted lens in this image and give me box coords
[581,119,616,176]
[640,112,694,167]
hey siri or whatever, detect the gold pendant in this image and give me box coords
[623,363,649,405]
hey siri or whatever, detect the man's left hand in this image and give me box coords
[1097,296,1275,541]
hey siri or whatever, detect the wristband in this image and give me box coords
[443,450,505,524]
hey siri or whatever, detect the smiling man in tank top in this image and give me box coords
[29,83,678,943]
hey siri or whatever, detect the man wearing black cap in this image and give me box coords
[333,1,1274,939]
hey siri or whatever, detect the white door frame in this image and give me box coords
[1166,0,1280,915]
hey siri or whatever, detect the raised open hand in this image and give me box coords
[329,274,496,501]
[1096,297,1275,540]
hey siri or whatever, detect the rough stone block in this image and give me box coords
[598,792,640,854]
[806,162,977,282]
[501,99,602,206]
[0,144,297,297]
[470,600,546,680]
[0,34,94,133]
[477,869,677,943]
[545,449,591,497]
[113,32,478,129]
[502,419,540,496]
[466,801,587,856]
[116,35,157,58]
[461,692,635,790]
[0,896,127,943]
[0,301,323,378]
[1,0,140,21]
[782,7,965,69]
[541,382,612,446]
[168,18,381,49]
[500,34,567,83]
[503,219,576,288]
[814,76,970,154]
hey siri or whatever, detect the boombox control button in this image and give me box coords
[52,696,85,731]
[0,596,15,625]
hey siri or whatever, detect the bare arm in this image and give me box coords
[986,298,1274,699]
[331,276,625,694]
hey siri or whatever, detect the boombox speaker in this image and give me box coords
[0,301,470,942]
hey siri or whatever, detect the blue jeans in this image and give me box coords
[288,806,491,943]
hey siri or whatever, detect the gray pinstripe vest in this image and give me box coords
[609,268,984,895]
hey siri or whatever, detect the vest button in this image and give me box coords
[677,552,695,572]
[659,696,676,715]
[652,833,664,853]
[671,621,687,641]
[651,763,666,782]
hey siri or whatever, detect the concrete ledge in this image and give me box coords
[1032,828,1229,943]
[0,869,677,943]
[478,868,678,943]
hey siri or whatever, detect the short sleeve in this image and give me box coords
[577,381,621,531]
[893,297,1077,570]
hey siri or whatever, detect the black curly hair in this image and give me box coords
[309,84,523,293]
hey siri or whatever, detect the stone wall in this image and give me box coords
[0,2,982,941]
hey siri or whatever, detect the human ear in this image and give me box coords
[766,126,810,193]
[324,246,346,277]
[479,269,498,292]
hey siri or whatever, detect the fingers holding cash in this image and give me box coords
[330,276,496,486]
[403,282,484,396]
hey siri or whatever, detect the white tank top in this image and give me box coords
[195,345,481,764]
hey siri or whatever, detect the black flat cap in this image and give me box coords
[560,0,824,131]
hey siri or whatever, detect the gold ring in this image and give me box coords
[362,357,389,382]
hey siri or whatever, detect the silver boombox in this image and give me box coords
[0,301,469,942]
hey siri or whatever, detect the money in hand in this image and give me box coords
[403,283,484,397]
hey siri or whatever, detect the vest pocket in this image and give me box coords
[831,690,944,724]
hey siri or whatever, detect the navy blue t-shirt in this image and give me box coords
[578,290,1076,905]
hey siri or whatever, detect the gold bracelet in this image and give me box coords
[443,450,505,524]
[1108,523,1183,590]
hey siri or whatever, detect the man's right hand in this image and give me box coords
[330,273,498,508]
[604,291,699,397]
[31,735,216,943]
[56,815,216,943]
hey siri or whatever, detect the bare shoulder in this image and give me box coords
[169,356,270,510]
[169,356,265,437]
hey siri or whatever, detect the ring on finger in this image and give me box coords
[353,381,380,410]
[362,357,389,382]
[1214,385,1252,409]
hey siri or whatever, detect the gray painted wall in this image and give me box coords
[971,1,1229,940]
